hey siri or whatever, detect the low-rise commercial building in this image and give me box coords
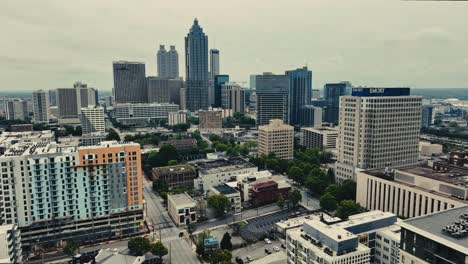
[168,110,187,126]
[114,103,179,126]
[419,141,443,157]
[208,184,242,213]
[167,193,197,226]
[152,165,197,190]
[250,180,291,207]
[258,119,293,160]
[159,139,197,150]
[300,126,338,150]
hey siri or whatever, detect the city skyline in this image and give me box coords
[1,0,468,91]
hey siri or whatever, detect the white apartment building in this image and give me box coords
[168,110,187,126]
[300,126,338,150]
[194,158,258,193]
[167,193,197,226]
[356,166,467,219]
[32,90,50,123]
[335,87,422,182]
[258,119,294,160]
[286,219,371,264]
[374,224,401,264]
[6,99,28,121]
[0,225,22,264]
[114,103,179,125]
[80,106,105,134]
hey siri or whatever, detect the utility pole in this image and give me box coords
[169,241,172,264]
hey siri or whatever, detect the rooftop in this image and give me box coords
[168,193,196,207]
[152,164,196,174]
[253,180,277,189]
[213,183,239,195]
[401,205,468,252]
[197,157,256,174]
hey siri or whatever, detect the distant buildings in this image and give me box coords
[213,74,229,108]
[199,109,223,130]
[157,45,179,78]
[300,126,338,150]
[323,81,351,125]
[74,81,97,107]
[210,49,220,80]
[255,73,289,126]
[57,88,81,118]
[335,87,422,182]
[6,99,28,121]
[421,105,434,128]
[32,90,50,123]
[80,106,105,134]
[221,83,245,113]
[168,110,187,126]
[286,67,312,126]
[258,119,293,160]
[152,164,197,190]
[167,193,197,226]
[113,103,179,126]
[146,77,183,104]
[419,141,443,156]
[113,61,147,103]
[399,206,468,264]
[299,105,322,127]
[185,19,209,111]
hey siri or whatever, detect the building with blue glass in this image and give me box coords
[213,74,229,107]
[323,81,351,125]
[286,67,312,126]
[255,73,290,126]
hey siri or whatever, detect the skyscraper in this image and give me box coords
[57,88,81,118]
[258,119,294,160]
[80,106,105,134]
[157,45,179,78]
[421,105,434,128]
[5,99,28,121]
[335,87,422,182]
[286,67,312,126]
[323,81,351,125]
[32,90,50,123]
[255,73,289,126]
[210,49,220,80]
[113,61,147,103]
[185,19,209,111]
[147,77,184,105]
[214,74,229,107]
[221,83,245,113]
[74,81,97,107]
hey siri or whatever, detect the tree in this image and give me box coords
[220,232,233,250]
[196,231,211,256]
[152,179,168,193]
[288,166,304,183]
[128,237,151,256]
[106,128,120,141]
[208,249,232,264]
[207,194,230,217]
[158,144,180,165]
[339,180,357,201]
[276,195,285,209]
[289,189,302,208]
[187,223,197,238]
[320,192,338,212]
[336,200,362,219]
[215,143,228,152]
[63,240,79,256]
[168,160,178,166]
[151,241,168,261]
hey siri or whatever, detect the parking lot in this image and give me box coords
[231,238,285,263]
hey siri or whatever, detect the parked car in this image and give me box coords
[246,256,253,262]
[273,246,280,252]
[281,243,286,249]
[178,232,184,237]
[264,238,271,244]
[265,248,272,254]
[235,256,244,264]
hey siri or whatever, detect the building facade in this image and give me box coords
[6,100,28,121]
[255,73,290,126]
[57,88,81,118]
[167,193,197,226]
[209,49,220,80]
[299,105,322,127]
[185,19,209,111]
[147,77,183,104]
[221,83,245,114]
[421,105,434,128]
[32,90,50,123]
[74,82,97,107]
[0,224,22,264]
[208,184,241,213]
[323,81,351,125]
[258,119,294,160]
[113,103,179,126]
[286,67,312,126]
[199,109,223,130]
[152,165,197,190]
[157,45,179,78]
[213,75,229,108]
[335,87,422,182]
[113,61,147,103]
[300,127,339,150]
[80,106,105,134]
[168,111,187,126]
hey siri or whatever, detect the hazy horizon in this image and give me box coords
[1,0,468,91]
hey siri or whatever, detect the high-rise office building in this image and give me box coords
[48,89,57,106]
[286,67,312,126]
[57,88,81,118]
[74,81,97,107]
[213,75,229,107]
[221,83,245,113]
[185,19,209,111]
[147,77,184,104]
[421,105,434,128]
[335,87,422,182]
[80,106,105,134]
[210,49,220,80]
[157,45,179,78]
[113,61,147,103]
[32,90,50,123]
[258,119,294,160]
[324,81,351,125]
[6,99,28,121]
[300,126,338,150]
[255,73,289,126]
[299,105,322,127]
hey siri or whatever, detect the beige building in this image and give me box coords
[300,126,338,150]
[258,119,293,160]
[168,110,187,126]
[199,109,223,130]
[356,166,467,219]
[221,83,245,113]
[335,88,422,182]
[80,106,105,134]
[167,193,197,226]
[419,141,443,157]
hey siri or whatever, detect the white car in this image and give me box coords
[264,238,271,244]
[273,246,280,252]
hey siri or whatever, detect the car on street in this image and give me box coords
[265,248,272,254]
[273,246,280,252]
[178,232,184,237]
[235,256,244,264]
[246,256,253,262]
[264,238,271,244]
[281,243,286,249]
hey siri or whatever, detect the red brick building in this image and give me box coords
[250,180,291,207]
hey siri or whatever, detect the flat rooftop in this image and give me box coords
[213,184,238,195]
[401,205,468,251]
[152,164,196,173]
[197,157,256,174]
[168,193,196,207]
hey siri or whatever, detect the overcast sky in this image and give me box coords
[1,0,468,91]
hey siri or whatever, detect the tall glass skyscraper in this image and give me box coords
[210,49,220,80]
[113,61,147,103]
[214,74,229,107]
[286,67,312,126]
[185,19,209,111]
[323,81,351,125]
[157,45,179,78]
[255,73,290,126]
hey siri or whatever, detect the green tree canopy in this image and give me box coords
[320,192,338,212]
[336,200,362,220]
[220,232,233,250]
[128,237,151,256]
[289,189,302,208]
[63,240,80,256]
[151,241,168,259]
[106,128,120,141]
[207,194,230,217]
[208,249,232,264]
[276,195,285,209]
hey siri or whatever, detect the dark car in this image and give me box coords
[281,243,286,249]
[265,248,272,254]
[235,256,244,264]
[178,232,184,237]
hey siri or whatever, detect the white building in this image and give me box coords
[6,99,28,120]
[114,103,179,126]
[335,87,422,182]
[300,126,338,150]
[356,166,468,219]
[0,224,22,264]
[167,193,197,226]
[374,224,401,264]
[208,184,242,213]
[419,141,443,157]
[80,106,105,134]
[168,110,187,126]
[258,119,294,160]
[194,158,258,193]
[32,90,50,123]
